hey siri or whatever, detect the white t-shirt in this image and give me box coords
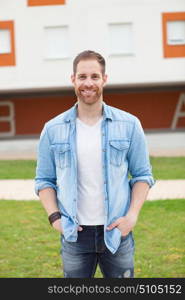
[76,117,105,225]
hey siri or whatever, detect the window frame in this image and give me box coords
[27,0,65,6]
[0,21,15,67]
[162,12,185,58]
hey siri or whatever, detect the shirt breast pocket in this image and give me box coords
[51,143,71,169]
[109,140,130,166]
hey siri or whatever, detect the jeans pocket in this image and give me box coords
[109,140,130,166]
[120,232,134,252]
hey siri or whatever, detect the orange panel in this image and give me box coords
[0,121,10,132]
[28,0,65,6]
[1,91,185,135]
[104,91,182,129]
[162,12,185,58]
[0,105,10,117]
[14,96,74,134]
[0,21,16,67]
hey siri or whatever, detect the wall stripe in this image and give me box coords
[1,91,185,136]
[27,0,65,6]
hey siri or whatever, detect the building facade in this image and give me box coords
[0,0,185,137]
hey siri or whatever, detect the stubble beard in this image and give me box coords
[75,88,103,105]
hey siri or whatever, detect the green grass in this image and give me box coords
[150,157,185,180]
[134,199,185,278]
[0,160,36,179]
[0,199,184,278]
[0,157,185,179]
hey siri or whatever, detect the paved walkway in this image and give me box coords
[0,131,185,159]
[0,179,184,201]
[0,131,184,201]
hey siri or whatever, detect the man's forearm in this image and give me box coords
[127,181,150,218]
[39,187,59,216]
[39,187,64,233]
[106,181,150,235]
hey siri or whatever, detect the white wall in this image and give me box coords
[0,0,185,91]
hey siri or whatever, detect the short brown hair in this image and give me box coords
[73,50,106,75]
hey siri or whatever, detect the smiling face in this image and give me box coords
[71,59,107,105]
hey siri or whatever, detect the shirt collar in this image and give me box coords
[64,101,113,123]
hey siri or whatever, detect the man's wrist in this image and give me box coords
[127,210,138,221]
[48,211,61,225]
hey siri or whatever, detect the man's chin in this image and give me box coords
[78,96,101,105]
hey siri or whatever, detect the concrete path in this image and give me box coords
[0,131,185,159]
[0,131,184,201]
[0,179,184,201]
[146,131,185,156]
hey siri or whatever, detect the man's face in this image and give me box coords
[71,59,107,105]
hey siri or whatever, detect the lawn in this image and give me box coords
[0,160,36,179]
[0,199,184,278]
[0,157,185,180]
[150,157,185,180]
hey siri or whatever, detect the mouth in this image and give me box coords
[80,89,96,96]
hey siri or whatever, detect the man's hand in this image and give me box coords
[106,213,137,237]
[107,182,150,236]
[52,219,83,234]
[52,219,63,234]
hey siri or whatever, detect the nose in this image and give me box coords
[84,78,93,87]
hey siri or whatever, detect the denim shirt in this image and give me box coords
[35,102,155,254]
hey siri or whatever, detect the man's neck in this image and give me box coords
[77,99,103,125]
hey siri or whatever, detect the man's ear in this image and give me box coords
[71,74,75,84]
[103,74,108,86]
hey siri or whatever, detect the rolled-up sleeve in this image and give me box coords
[35,124,57,196]
[128,117,155,189]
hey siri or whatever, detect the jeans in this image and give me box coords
[61,225,135,278]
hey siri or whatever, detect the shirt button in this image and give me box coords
[103,149,106,152]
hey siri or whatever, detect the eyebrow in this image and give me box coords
[77,73,101,76]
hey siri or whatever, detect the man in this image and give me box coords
[35,50,155,278]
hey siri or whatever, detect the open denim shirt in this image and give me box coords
[35,102,155,254]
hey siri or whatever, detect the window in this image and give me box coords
[167,21,185,45]
[162,12,185,58]
[0,101,15,137]
[0,21,15,67]
[108,23,134,56]
[28,0,65,6]
[44,26,70,59]
[0,30,11,54]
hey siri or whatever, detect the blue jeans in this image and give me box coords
[61,225,135,278]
